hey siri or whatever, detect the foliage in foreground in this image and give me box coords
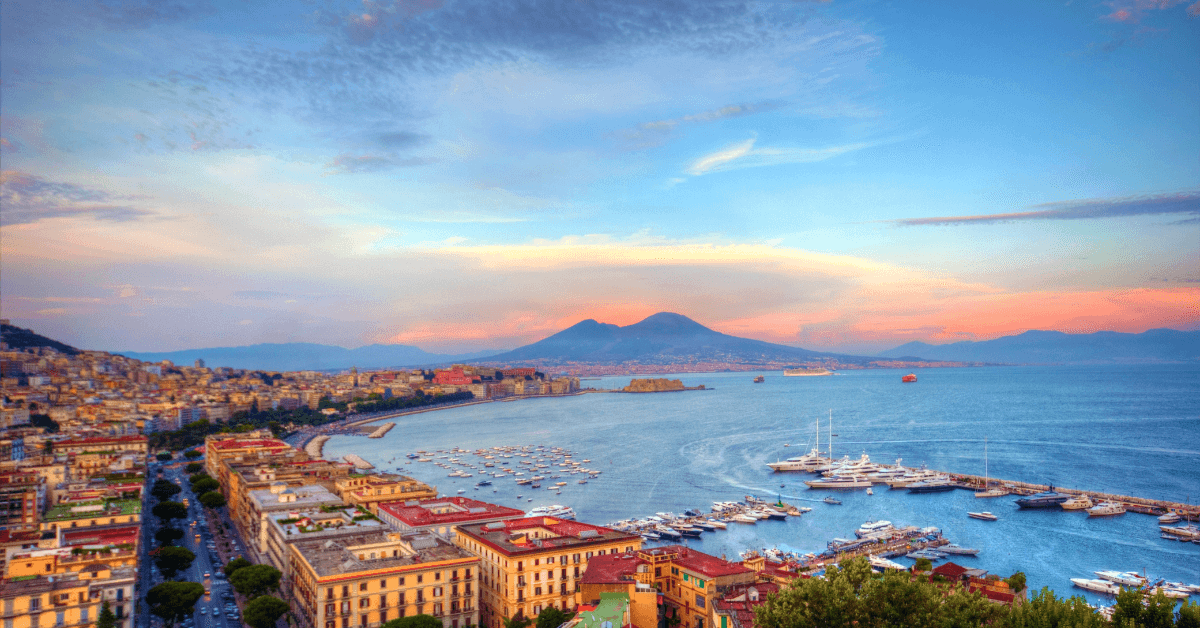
[147,581,205,628]
[243,595,290,628]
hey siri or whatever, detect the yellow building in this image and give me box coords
[6,524,140,578]
[638,546,755,628]
[203,431,294,487]
[0,566,135,628]
[334,473,438,513]
[454,517,641,628]
[39,499,141,533]
[288,529,480,628]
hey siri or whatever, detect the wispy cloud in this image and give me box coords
[685,137,872,176]
[894,191,1200,227]
[323,153,435,174]
[612,101,784,150]
[1102,0,1189,23]
[0,171,156,225]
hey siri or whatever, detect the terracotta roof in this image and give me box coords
[646,545,753,578]
[579,553,646,584]
[379,497,524,527]
[457,518,638,556]
[209,439,290,451]
[931,562,969,579]
[61,524,140,547]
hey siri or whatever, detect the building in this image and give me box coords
[929,562,1026,606]
[454,517,642,627]
[49,436,147,458]
[261,505,389,580]
[224,458,352,546]
[377,497,525,538]
[710,582,780,628]
[39,499,141,533]
[288,529,481,628]
[246,482,345,560]
[5,524,140,577]
[0,566,135,628]
[333,474,439,515]
[575,553,659,628]
[0,470,44,531]
[204,432,294,480]
[637,546,755,628]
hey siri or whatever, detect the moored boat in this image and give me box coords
[1061,495,1094,510]
[968,511,998,521]
[908,479,957,493]
[902,373,917,382]
[1072,578,1121,595]
[1095,571,1146,587]
[940,544,980,556]
[1015,487,1072,509]
[1087,502,1127,517]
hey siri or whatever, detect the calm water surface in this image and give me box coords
[322,365,1200,603]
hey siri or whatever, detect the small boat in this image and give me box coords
[1072,578,1120,595]
[641,532,661,541]
[1087,502,1126,517]
[824,497,842,505]
[577,480,587,484]
[1015,487,1072,509]
[1147,587,1191,599]
[868,555,907,571]
[476,480,492,487]
[967,511,998,521]
[1061,495,1094,510]
[1095,571,1146,587]
[902,373,917,383]
[732,514,758,524]
[1158,512,1182,524]
[866,487,874,495]
[693,521,717,532]
[753,375,765,383]
[707,520,728,529]
[939,544,980,556]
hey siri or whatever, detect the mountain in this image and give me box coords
[477,312,870,365]
[878,328,1200,364]
[117,343,504,372]
[0,323,81,355]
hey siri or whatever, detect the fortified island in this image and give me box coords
[621,378,706,393]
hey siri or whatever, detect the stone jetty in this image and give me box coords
[368,423,395,438]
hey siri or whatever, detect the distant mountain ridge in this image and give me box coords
[879,328,1200,364]
[117,343,503,372]
[1,323,81,355]
[476,312,874,366]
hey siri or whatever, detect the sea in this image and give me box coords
[319,364,1200,604]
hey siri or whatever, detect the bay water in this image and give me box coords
[320,364,1200,603]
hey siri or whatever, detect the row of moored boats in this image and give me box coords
[1072,570,1199,599]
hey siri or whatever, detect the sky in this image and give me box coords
[1,0,1198,356]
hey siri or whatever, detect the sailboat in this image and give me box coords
[767,412,829,472]
[974,437,1008,498]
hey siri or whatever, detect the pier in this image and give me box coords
[946,472,1200,520]
[304,435,329,459]
[368,423,395,438]
[343,453,374,470]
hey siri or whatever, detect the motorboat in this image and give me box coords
[856,521,894,537]
[868,555,907,571]
[939,544,980,556]
[1095,571,1146,587]
[806,475,873,489]
[1072,579,1121,595]
[732,514,758,524]
[527,505,576,520]
[967,511,998,521]
[823,497,842,505]
[1061,495,1094,510]
[907,479,957,493]
[885,470,946,488]
[1147,587,1191,599]
[707,519,728,529]
[1159,524,1200,540]
[1158,512,1182,524]
[768,415,830,472]
[1015,487,1073,509]
[1087,502,1127,517]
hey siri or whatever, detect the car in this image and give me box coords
[203,572,210,578]
[199,608,207,615]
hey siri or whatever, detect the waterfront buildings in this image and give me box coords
[453,517,642,627]
[334,473,438,513]
[377,496,525,538]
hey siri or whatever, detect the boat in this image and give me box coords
[475,480,492,487]
[527,505,576,520]
[1095,571,1147,587]
[906,549,945,561]
[783,367,831,376]
[1147,587,1191,599]
[939,544,980,556]
[1158,512,1182,524]
[1159,524,1200,540]
[866,487,874,495]
[1087,502,1127,517]
[1061,495,1094,510]
[902,373,917,383]
[823,497,842,505]
[655,526,682,539]
[868,555,907,571]
[693,521,717,532]
[707,519,727,529]
[1072,579,1121,595]
[767,415,829,472]
[1015,487,1073,509]
[907,479,957,493]
[753,375,765,383]
[856,521,893,537]
[968,511,998,521]
[732,514,758,524]
[975,438,1009,498]
[806,475,873,489]
[640,532,661,541]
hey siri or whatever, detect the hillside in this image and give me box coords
[0,323,81,355]
[879,328,1200,364]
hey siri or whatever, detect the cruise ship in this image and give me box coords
[783,367,831,376]
[1015,487,1073,509]
[527,505,576,520]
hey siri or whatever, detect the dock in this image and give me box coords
[945,473,1200,520]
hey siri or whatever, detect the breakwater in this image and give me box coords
[946,473,1200,520]
[368,423,395,438]
[344,453,374,469]
[305,435,329,459]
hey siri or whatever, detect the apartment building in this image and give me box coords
[0,566,135,628]
[377,497,525,539]
[334,474,438,514]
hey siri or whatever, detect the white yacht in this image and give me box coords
[884,470,944,488]
[856,520,894,537]
[868,555,907,571]
[821,453,881,477]
[767,415,830,472]
[527,505,576,520]
[1061,495,1094,510]
[1072,579,1121,595]
[805,475,874,489]
[1087,502,1126,517]
[1158,512,1182,524]
[1095,571,1146,587]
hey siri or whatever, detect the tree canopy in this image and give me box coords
[229,564,282,599]
[185,462,204,474]
[192,476,220,494]
[199,490,227,509]
[156,452,173,461]
[384,615,446,628]
[188,471,212,485]
[225,557,253,577]
[148,581,205,628]
[243,595,290,628]
[151,479,182,501]
[536,606,575,628]
[184,449,203,459]
[96,601,117,628]
[152,501,188,522]
[155,527,184,546]
[154,546,196,579]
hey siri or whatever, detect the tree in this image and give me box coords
[1178,599,1200,628]
[1004,572,1026,594]
[192,477,220,494]
[151,479,182,502]
[156,452,173,461]
[184,449,203,459]
[189,471,211,485]
[96,601,117,628]
[384,615,446,628]
[199,490,227,509]
[154,546,196,579]
[186,462,204,474]
[229,564,282,599]
[224,556,253,577]
[536,606,575,628]
[999,587,1107,628]
[153,501,188,522]
[243,595,290,628]
[912,557,933,573]
[147,581,205,628]
[29,413,59,432]
[502,616,533,628]
[155,527,184,546]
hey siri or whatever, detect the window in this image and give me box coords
[327,588,335,600]
[695,595,705,609]
[399,577,406,586]
[381,611,389,623]
[436,572,442,581]
[360,583,368,592]
[433,587,443,597]
[79,609,89,623]
[342,586,350,597]
[547,557,555,564]
[359,599,369,608]
[534,587,542,596]
[655,568,661,577]
[30,599,40,611]
[698,580,705,589]
[534,573,540,582]
[326,605,336,617]
[585,552,593,559]
[326,621,336,628]
[597,550,605,555]
[381,579,388,588]
[534,559,539,566]
[361,615,368,626]
[561,569,567,580]
[683,574,689,582]
[418,575,424,584]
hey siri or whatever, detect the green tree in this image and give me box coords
[536,606,575,628]
[501,617,533,628]
[192,477,220,493]
[1142,589,1179,628]
[147,581,205,628]
[154,546,196,579]
[189,472,211,485]
[913,557,933,573]
[1000,587,1107,628]
[96,600,117,628]
[1111,587,1145,628]
[229,564,282,599]
[1178,599,1200,628]
[151,479,183,502]
[156,452,173,461]
[153,501,188,522]
[243,595,290,628]
[1004,572,1027,594]
[184,449,202,459]
[384,615,446,628]
[155,527,184,546]
[29,413,60,432]
[225,556,253,577]
[199,491,227,509]
[185,462,204,474]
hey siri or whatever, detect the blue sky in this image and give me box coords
[2,0,1197,354]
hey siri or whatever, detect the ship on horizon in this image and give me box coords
[784,367,832,377]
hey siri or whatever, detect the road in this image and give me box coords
[141,459,244,628]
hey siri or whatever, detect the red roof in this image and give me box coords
[61,524,141,547]
[378,497,525,526]
[57,436,147,446]
[210,439,290,451]
[579,554,646,584]
[931,562,969,579]
[647,545,753,578]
